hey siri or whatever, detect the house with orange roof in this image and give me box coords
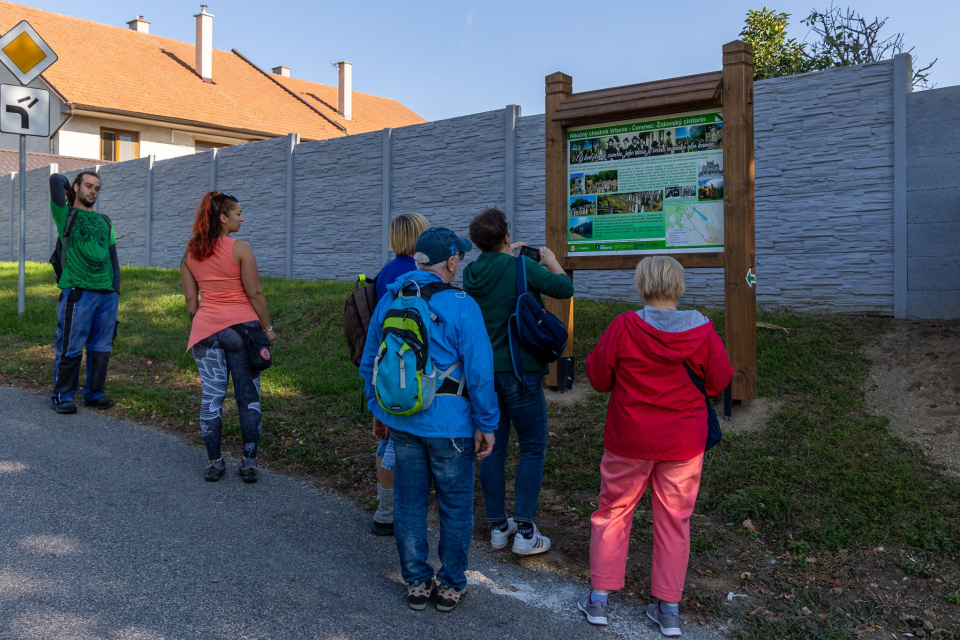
[0,1,425,162]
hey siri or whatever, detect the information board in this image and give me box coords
[566,110,724,257]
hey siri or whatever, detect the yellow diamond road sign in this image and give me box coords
[0,21,57,85]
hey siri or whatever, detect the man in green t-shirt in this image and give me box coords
[49,171,121,414]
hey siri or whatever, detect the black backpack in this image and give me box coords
[507,256,568,379]
[49,208,113,283]
[344,274,378,368]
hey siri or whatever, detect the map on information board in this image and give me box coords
[566,110,724,256]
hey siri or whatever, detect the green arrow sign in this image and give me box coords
[745,268,756,288]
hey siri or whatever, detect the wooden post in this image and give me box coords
[722,41,757,400]
[544,72,574,390]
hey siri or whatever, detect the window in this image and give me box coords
[100,128,139,162]
[195,140,231,153]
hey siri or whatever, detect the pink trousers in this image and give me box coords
[589,448,704,601]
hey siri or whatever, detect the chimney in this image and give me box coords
[194,5,214,82]
[272,65,291,77]
[127,16,150,33]
[337,61,352,120]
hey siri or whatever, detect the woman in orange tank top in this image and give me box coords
[180,191,275,484]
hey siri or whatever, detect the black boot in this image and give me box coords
[52,354,82,413]
[83,350,114,409]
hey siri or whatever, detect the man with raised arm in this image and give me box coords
[49,171,120,414]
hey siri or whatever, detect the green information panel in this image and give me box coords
[566,110,724,256]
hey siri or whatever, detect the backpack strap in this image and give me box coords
[398,280,468,399]
[514,254,528,294]
[508,256,528,382]
[436,361,469,400]
[99,213,120,296]
[62,207,79,237]
[419,281,459,300]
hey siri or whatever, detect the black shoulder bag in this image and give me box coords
[682,362,722,451]
[507,256,568,380]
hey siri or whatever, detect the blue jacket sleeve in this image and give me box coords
[358,293,390,408]
[457,297,500,433]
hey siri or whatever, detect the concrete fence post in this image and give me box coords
[381,127,392,265]
[48,164,58,256]
[9,172,16,261]
[893,53,911,319]
[146,155,155,267]
[210,148,218,192]
[504,105,519,234]
[285,132,300,279]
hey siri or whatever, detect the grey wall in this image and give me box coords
[292,131,382,281]
[3,57,956,318]
[905,84,960,319]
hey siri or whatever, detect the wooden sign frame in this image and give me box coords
[544,40,757,401]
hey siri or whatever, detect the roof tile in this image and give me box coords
[0,1,423,140]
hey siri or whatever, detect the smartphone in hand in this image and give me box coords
[519,246,541,262]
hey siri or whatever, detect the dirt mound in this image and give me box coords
[865,319,960,478]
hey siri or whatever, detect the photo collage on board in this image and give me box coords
[567,113,725,256]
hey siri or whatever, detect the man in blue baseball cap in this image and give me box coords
[414,226,473,266]
[359,226,498,613]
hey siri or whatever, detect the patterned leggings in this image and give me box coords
[191,322,262,461]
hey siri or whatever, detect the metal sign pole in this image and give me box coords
[17,133,25,315]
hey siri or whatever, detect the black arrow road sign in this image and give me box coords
[0,84,50,136]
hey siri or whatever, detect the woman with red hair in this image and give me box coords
[180,191,275,483]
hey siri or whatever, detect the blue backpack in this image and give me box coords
[508,256,568,380]
[372,280,466,415]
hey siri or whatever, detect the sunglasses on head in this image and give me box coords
[211,190,234,214]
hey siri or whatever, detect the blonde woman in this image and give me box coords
[369,213,430,536]
[578,256,732,636]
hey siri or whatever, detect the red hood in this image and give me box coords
[620,312,718,366]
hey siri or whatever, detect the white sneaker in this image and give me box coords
[512,523,551,556]
[490,518,517,549]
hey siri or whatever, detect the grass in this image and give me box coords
[0,261,371,483]
[3,261,959,638]
[544,301,960,554]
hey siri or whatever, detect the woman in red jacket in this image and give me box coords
[577,256,732,637]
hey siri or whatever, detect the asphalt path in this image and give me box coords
[0,386,723,640]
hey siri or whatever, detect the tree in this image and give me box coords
[801,5,936,88]
[740,4,936,88]
[740,7,810,80]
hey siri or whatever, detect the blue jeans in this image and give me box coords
[480,372,548,525]
[51,288,119,403]
[191,322,262,461]
[391,429,476,590]
[376,436,396,471]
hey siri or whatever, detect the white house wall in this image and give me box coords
[54,115,248,160]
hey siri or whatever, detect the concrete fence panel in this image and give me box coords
[3,58,958,318]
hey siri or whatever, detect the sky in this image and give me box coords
[18,0,960,122]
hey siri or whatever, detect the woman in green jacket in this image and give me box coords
[463,208,574,556]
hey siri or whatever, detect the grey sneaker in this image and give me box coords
[577,592,608,626]
[490,518,517,549]
[435,583,466,612]
[237,458,258,483]
[204,458,226,482]
[646,603,681,637]
[407,579,435,611]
